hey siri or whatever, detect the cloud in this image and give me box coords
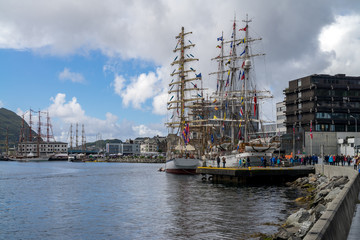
[113,68,163,109]
[45,93,166,142]
[59,68,85,83]
[319,14,360,75]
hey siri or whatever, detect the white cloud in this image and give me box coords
[319,14,360,75]
[45,93,166,142]
[113,68,163,109]
[59,68,85,83]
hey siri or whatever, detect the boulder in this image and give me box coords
[273,228,291,240]
[324,187,342,202]
[296,221,313,238]
[286,208,310,228]
[333,177,349,188]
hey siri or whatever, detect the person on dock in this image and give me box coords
[246,157,250,167]
[222,156,226,168]
[242,158,246,168]
[216,155,221,168]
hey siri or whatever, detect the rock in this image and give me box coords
[314,204,326,219]
[324,187,341,202]
[296,220,313,238]
[333,177,349,188]
[274,228,291,240]
[286,208,310,228]
[309,176,317,183]
[314,189,330,203]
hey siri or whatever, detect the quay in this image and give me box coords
[196,166,315,184]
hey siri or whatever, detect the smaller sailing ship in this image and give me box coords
[9,109,52,162]
[165,27,206,174]
[207,15,278,167]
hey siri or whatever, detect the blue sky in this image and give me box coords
[1,0,360,142]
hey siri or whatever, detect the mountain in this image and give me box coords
[85,139,123,150]
[0,108,38,149]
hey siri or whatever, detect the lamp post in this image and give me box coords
[350,115,357,132]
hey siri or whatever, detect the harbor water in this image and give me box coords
[0,161,303,239]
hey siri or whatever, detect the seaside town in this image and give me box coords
[1,1,360,240]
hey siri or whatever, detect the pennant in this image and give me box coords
[310,121,313,139]
[241,71,245,80]
[227,70,230,76]
[217,36,223,41]
[225,59,231,66]
[190,67,195,71]
[240,49,246,56]
[172,69,176,74]
[191,82,198,88]
[188,40,192,44]
[239,107,243,117]
[211,134,214,143]
[197,94,202,97]
[173,56,178,61]
[169,96,174,101]
[214,107,218,110]
[170,114,174,119]
[186,54,190,58]
[230,42,233,48]
[240,97,244,105]
[239,26,247,31]
[213,99,217,103]
[198,114,203,119]
[241,61,245,68]
[216,45,222,48]
[196,73,202,78]
[223,112,226,120]
[238,70,242,80]
[190,54,194,57]
[213,115,218,119]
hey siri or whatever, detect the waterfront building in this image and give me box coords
[283,74,360,156]
[17,141,68,157]
[105,142,140,156]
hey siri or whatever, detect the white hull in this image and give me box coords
[165,157,203,174]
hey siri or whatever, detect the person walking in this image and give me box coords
[222,156,226,168]
[216,155,220,168]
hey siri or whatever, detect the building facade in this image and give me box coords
[17,141,68,157]
[105,142,140,155]
[276,101,286,135]
[285,74,360,134]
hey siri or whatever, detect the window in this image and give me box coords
[298,92,302,98]
[298,103,302,109]
[298,80,302,87]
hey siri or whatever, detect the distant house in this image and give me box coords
[105,142,140,156]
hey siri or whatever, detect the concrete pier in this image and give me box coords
[196,166,315,184]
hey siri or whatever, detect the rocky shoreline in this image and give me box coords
[262,173,350,240]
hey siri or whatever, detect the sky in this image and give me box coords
[1,0,360,143]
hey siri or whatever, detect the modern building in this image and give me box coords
[283,74,360,156]
[105,142,140,156]
[276,101,286,135]
[17,141,68,157]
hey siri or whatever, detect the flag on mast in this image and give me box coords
[310,121,313,139]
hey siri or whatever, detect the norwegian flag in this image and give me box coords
[253,93,257,117]
[310,121,313,139]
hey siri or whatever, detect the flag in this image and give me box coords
[254,93,257,117]
[190,54,194,57]
[241,71,245,80]
[216,45,222,48]
[211,134,214,143]
[241,61,245,68]
[213,115,218,119]
[227,70,230,76]
[214,107,218,110]
[173,56,178,61]
[239,26,247,31]
[188,40,192,44]
[239,107,243,117]
[213,99,217,103]
[196,73,202,78]
[190,67,195,71]
[169,96,174,101]
[197,94,202,97]
[240,49,246,56]
[223,112,226,120]
[170,114,174,119]
[225,59,231,66]
[310,121,313,139]
[240,97,244,105]
[217,36,223,41]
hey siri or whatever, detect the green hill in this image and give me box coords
[0,108,38,150]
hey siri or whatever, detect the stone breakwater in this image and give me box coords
[270,173,349,240]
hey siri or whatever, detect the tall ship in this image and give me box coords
[207,15,278,167]
[165,27,206,174]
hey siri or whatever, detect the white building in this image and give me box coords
[140,138,158,155]
[276,101,286,135]
[17,141,68,157]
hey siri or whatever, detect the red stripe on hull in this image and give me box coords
[165,168,198,174]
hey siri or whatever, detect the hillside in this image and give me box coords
[0,108,38,149]
[85,139,123,150]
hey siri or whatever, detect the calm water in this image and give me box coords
[0,161,302,239]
